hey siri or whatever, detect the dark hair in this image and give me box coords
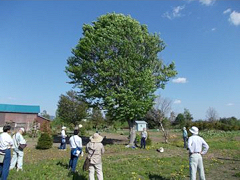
[3,125,11,132]
[74,129,79,135]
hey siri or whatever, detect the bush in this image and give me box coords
[135,133,141,145]
[36,133,53,149]
[146,133,152,146]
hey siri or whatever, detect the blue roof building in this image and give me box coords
[0,104,49,132]
[0,104,40,114]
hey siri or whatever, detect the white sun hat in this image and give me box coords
[189,126,199,135]
[90,133,103,143]
[62,126,66,130]
[20,128,25,133]
[159,147,164,153]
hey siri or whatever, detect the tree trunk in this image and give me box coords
[127,120,136,147]
[159,121,168,143]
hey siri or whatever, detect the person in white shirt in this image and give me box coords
[59,126,67,150]
[0,125,13,180]
[10,128,26,171]
[68,129,82,172]
[188,126,209,180]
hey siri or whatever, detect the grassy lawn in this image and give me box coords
[8,130,240,180]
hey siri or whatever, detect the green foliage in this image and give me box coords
[190,120,240,131]
[146,133,152,146]
[36,133,53,149]
[40,110,50,119]
[174,113,185,127]
[79,127,87,136]
[90,107,104,129]
[66,13,177,124]
[183,108,193,122]
[57,90,88,126]
[135,133,141,145]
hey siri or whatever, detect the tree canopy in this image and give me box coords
[57,90,88,126]
[66,13,177,125]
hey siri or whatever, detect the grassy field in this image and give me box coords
[8,130,240,180]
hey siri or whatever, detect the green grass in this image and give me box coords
[8,130,240,180]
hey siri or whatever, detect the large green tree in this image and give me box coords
[57,90,88,126]
[66,13,177,146]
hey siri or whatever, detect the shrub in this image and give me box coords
[36,133,53,149]
[146,135,152,146]
[135,133,141,145]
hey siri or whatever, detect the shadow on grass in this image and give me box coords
[53,135,124,146]
[68,171,87,180]
[149,174,170,180]
[56,161,69,169]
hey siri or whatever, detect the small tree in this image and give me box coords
[57,90,88,126]
[36,133,53,149]
[146,96,172,143]
[206,107,218,122]
[36,122,53,149]
[40,110,50,119]
[91,108,104,130]
[174,113,185,128]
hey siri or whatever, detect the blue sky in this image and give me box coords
[0,0,239,120]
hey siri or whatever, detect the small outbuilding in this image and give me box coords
[135,121,148,131]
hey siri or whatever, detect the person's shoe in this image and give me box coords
[9,167,14,170]
[17,168,23,172]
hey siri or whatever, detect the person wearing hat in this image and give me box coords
[10,127,26,171]
[188,126,209,180]
[182,127,188,148]
[0,125,13,180]
[86,133,105,180]
[59,126,67,150]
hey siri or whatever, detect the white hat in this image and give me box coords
[183,127,186,130]
[20,128,25,132]
[159,147,164,153]
[62,126,66,130]
[90,133,103,143]
[189,126,199,135]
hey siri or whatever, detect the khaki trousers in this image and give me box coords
[89,163,103,180]
[189,153,205,180]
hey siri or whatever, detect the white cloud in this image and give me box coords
[229,11,240,26]
[163,5,185,20]
[223,8,231,14]
[174,99,182,104]
[227,103,234,106]
[172,77,187,83]
[211,28,216,31]
[199,0,215,6]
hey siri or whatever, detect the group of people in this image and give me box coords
[0,125,26,180]
[0,124,208,180]
[59,126,105,180]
